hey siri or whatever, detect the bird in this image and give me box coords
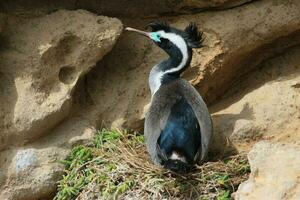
[125,22,213,173]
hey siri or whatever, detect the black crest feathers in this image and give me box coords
[184,22,204,48]
[146,21,170,32]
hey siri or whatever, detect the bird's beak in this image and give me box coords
[125,27,150,38]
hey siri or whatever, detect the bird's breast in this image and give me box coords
[149,66,163,96]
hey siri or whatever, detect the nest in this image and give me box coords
[55,129,250,200]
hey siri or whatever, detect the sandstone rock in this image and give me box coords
[0,9,122,150]
[82,0,300,131]
[212,46,300,151]
[0,147,68,200]
[233,141,300,200]
[0,0,252,17]
[0,9,122,199]
[0,0,300,199]
[0,13,6,33]
[186,0,300,103]
[74,0,253,17]
[230,119,263,142]
[0,116,98,200]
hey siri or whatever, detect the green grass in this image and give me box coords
[54,129,250,200]
[54,146,93,199]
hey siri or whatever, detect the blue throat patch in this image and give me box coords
[150,32,161,42]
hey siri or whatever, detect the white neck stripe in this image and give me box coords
[158,31,189,74]
[149,31,189,97]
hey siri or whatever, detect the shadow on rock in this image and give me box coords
[208,103,254,160]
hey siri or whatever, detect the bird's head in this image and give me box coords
[125,22,203,57]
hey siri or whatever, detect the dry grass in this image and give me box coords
[55,129,250,200]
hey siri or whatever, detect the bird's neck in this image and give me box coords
[149,49,192,96]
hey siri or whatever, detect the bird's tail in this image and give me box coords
[163,159,192,173]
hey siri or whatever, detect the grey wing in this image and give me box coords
[144,91,182,165]
[144,79,213,165]
[179,79,213,163]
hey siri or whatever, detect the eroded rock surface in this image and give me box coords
[0,0,300,199]
[0,147,68,200]
[0,9,122,150]
[0,0,252,17]
[233,141,300,200]
[83,0,300,131]
[212,46,300,152]
[0,9,122,200]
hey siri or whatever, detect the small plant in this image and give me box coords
[217,190,230,200]
[55,129,250,200]
[61,145,93,168]
[55,146,93,200]
[92,129,121,148]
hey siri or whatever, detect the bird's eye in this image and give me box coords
[150,32,161,42]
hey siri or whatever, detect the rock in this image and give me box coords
[187,0,300,103]
[233,141,300,200]
[230,119,263,142]
[0,13,6,33]
[0,147,68,200]
[0,0,253,17]
[82,0,300,131]
[0,9,122,150]
[0,116,98,200]
[0,9,122,200]
[14,149,38,173]
[211,46,300,151]
[173,0,253,13]
[0,0,300,199]
[71,0,253,17]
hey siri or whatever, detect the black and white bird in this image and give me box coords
[126,22,213,173]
